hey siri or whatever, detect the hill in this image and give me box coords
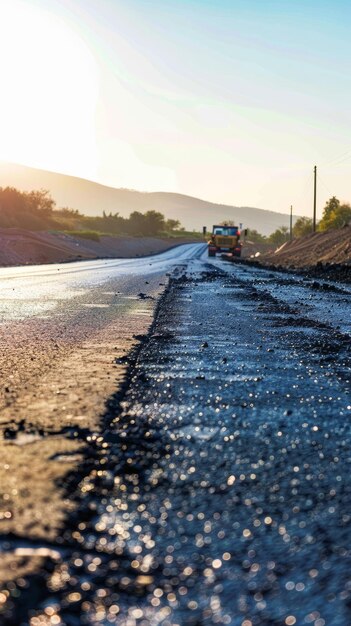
[0,162,293,235]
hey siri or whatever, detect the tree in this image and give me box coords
[165,218,181,232]
[128,211,146,234]
[0,188,186,236]
[293,216,313,238]
[268,226,289,246]
[58,207,82,217]
[246,228,266,243]
[219,219,236,226]
[143,210,166,235]
[319,203,351,230]
[319,196,351,231]
[322,203,351,230]
[319,196,339,231]
[332,203,351,228]
[25,189,55,215]
[320,196,340,224]
[0,187,27,214]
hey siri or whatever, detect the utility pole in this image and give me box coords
[290,205,293,241]
[313,165,317,232]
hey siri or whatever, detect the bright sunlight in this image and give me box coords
[0,0,98,179]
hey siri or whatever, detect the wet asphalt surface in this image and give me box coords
[1,253,351,626]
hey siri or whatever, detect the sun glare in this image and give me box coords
[0,1,98,178]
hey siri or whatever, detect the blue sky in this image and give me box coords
[0,0,350,218]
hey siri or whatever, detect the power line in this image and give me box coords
[320,148,351,168]
[317,172,334,198]
[328,152,351,168]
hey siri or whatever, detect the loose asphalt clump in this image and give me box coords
[234,257,351,285]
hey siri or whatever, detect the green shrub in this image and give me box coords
[65,230,101,242]
[319,197,351,231]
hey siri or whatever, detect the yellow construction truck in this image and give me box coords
[208,224,242,257]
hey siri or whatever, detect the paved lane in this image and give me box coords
[0,243,206,321]
[0,244,204,584]
[1,252,350,626]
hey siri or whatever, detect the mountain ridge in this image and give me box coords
[0,161,294,235]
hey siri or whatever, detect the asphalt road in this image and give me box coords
[0,245,350,626]
[0,243,204,321]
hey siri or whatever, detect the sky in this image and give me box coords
[0,0,350,218]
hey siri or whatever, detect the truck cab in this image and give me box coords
[208,224,242,257]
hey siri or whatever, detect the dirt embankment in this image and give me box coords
[236,227,351,282]
[0,228,200,266]
[242,240,273,258]
[260,226,351,268]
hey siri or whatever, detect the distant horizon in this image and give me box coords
[0,158,309,219]
[0,160,295,235]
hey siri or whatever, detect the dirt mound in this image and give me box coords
[0,228,198,266]
[261,226,351,268]
[242,239,273,258]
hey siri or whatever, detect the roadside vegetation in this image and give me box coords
[247,196,351,246]
[318,196,351,231]
[63,230,101,241]
[0,187,350,244]
[0,186,192,237]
